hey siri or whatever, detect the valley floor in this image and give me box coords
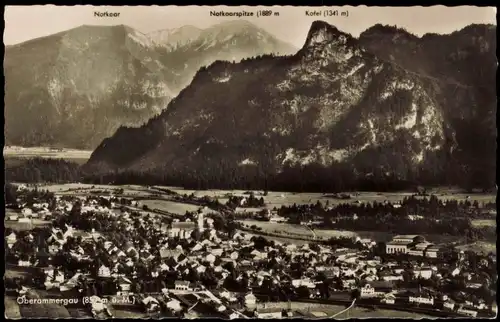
[17,183,496,254]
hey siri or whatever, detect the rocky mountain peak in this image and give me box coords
[300,21,362,65]
[303,21,354,48]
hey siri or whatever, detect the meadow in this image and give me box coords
[5,219,52,231]
[138,199,204,215]
[456,241,497,255]
[8,183,494,248]
[471,219,496,228]
[3,146,92,166]
[236,230,310,246]
[158,186,496,208]
[38,183,158,198]
[27,183,496,207]
[16,290,72,318]
[4,296,22,319]
[238,220,461,244]
[5,266,33,280]
[256,302,433,318]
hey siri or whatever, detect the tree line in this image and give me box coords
[276,195,496,241]
[4,156,495,193]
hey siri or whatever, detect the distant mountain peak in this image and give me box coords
[5,22,298,149]
[147,25,202,47]
[212,19,258,29]
[85,21,496,191]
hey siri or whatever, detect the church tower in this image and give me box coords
[197,210,204,232]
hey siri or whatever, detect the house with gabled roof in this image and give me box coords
[244,291,257,307]
[174,280,192,291]
[380,293,396,304]
[201,239,216,247]
[192,242,204,252]
[408,291,434,305]
[6,232,17,248]
[251,249,267,260]
[116,276,132,295]
[360,281,394,298]
[44,269,65,290]
[413,267,433,279]
[142,296,161,312]
[98,265,111,278]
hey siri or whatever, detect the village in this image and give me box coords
[4,184,498,319]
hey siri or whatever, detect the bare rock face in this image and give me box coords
[86,21,496,190]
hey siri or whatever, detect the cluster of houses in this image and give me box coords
[5,190,497,319]
[6,201,54,229]
[359,281,488,317]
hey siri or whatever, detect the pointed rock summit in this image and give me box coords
[298,21,363,67]
[303,21,355,48]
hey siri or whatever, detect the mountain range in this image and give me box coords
[85,21,497,191]
[4,21,296,149]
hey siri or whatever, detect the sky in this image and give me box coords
[4,5,497,47]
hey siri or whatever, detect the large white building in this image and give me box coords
[386,235,440,258]
[386,235,423,254]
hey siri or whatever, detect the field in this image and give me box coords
[108,304,148,318]
[456,241,497,255]
[138,199,204,215]
[5,219,52,231]
[236,230,310,246]
[158,186,496,208]
[235,207,266,213]
[257,302,432,318]
[5,296,22,319]
[7,182,494,248]
[3,146,92,164]
[16,290,72,318]
[332,306,432,319]
[28,184,496,207]
[38,183,157,198]
[238,220,461,244]
[239,220,357,239]
[471,219,496,228]
[5,266,33,280]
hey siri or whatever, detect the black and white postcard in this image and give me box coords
[3,5,497,319]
